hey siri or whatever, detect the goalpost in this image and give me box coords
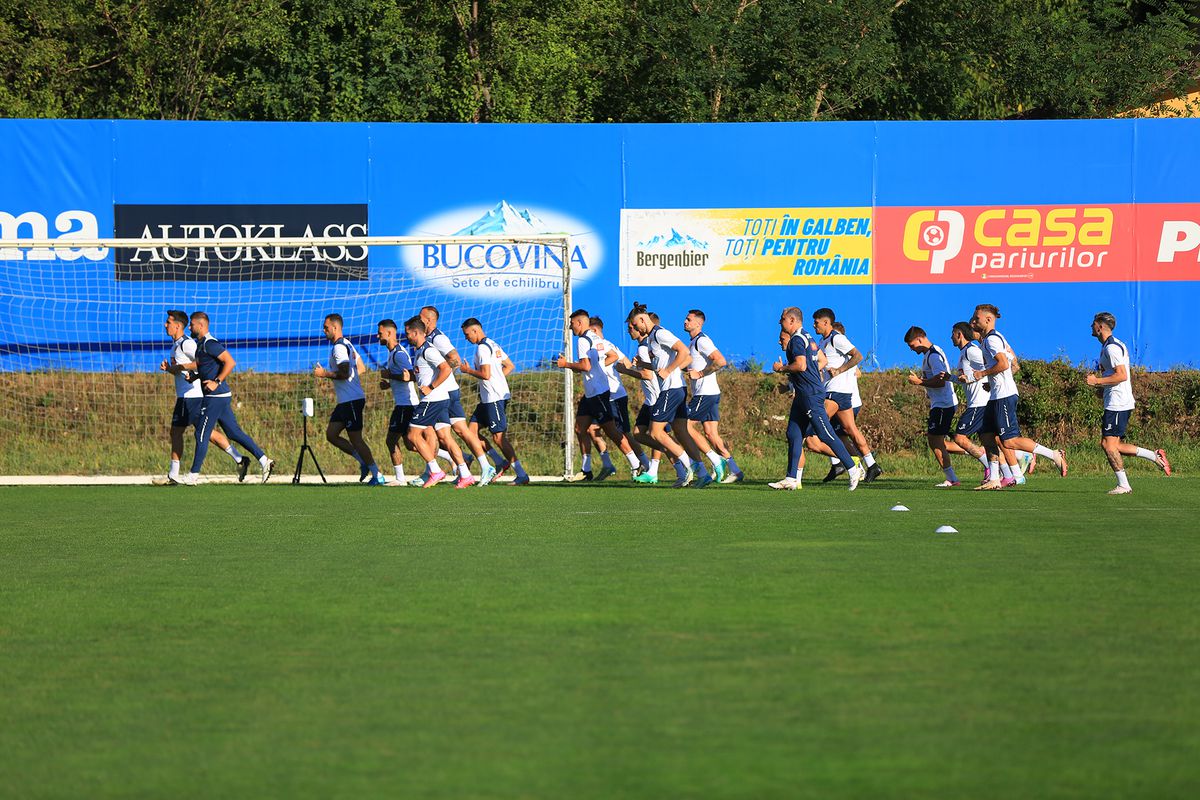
[0,233,576,480]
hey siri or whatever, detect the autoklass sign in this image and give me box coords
[620,207,873,286]
[113,204,369,281]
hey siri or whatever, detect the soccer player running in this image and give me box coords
[557,309,643,481]
[418,306,494,485]
[812,309,883,482]
[941,321,994,483]
[904,326,962,487]
[458,317,531,486]
[588,316,650,480]
[772,307,863,491]
[1085,311,1171,494]
[156,310,250,485]
[967,304,1067,489]
[182,312,274,484]
[313,314,385,485]
[405,316,471,488]
[376,318,419,486]
[625,303,713,488]
[682,309,743,483]
[614,317,666,484]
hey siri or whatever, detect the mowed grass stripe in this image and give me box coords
[1,479,1197,799]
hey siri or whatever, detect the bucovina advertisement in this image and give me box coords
[0,119,1197,371]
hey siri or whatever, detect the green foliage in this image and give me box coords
[2,0,1196,121]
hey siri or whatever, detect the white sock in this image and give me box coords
[601,452,615,470]
[999,462,1013,479]
[727,456,740,474]
[977,453,990,469]
[224,445,242,462]
[426,460,440,474]
[457,463,470,478]
[1115,469,1130,489]
[437,448,452,463]
[512,459,528,478]
[794,467,804,483]
[394,465,405,481]
[649,458,660,475]
[830,457,841,466]
[582,454,592,472]
[1032,444,1060,463]
[863,452,877,467]
[624,450,640,469]
[259,454,271,467]
[706,450,721,469]
[478,454,492,469]
[169,459,180,478]
[943,466,958,482]
[1134,447,1158,463]
[988,461,1000,481]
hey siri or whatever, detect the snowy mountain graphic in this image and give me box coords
[638,228,709,250]
[453,200,551,235]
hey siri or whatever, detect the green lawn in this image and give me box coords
[2,477,1198,799]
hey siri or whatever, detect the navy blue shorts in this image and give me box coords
[635,403,653,430]
[577,392,613,425]
[651,387,687,423]
[610,395,631,433]
[825,391,854,412]
[984,396,1021,440]
[1102,408,1131,438]
[687,393,720,422]
[473,399,509,434]
[955,405,987,436]
[388,404,415,436]
[330,398,366,432]
[172,397,203,428]
[411,399,451,429]
[447,389,466,422]
[927,406,956,436]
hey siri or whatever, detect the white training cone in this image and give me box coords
[890,504,909,512]
[935,525,958,534]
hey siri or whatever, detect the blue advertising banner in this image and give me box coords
[0,118,1197,373]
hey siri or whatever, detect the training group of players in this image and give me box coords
[159,301,1172,495]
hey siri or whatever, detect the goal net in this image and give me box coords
[0,233,575,479]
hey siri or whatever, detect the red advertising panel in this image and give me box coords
[875,204,1138,285]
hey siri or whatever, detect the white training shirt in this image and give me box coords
[922,344,958,409]
[329,338,366,403]
[474,337,511,404]
[576,331,610,398]
[980,330,1019,400]
[595,337,628,400]
[386,345,418,407]
[850,378,861,409]
[170,336,202,398]
[688,332,721,396]
[427,327,461,393]
[957,341,989,408]
[1100,335,1135,411]
[414,342,451,403]
[637,338,661,407]
[646,325,685,391]
[820,331,858,395]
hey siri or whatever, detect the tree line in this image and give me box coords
[2,0,1198,123]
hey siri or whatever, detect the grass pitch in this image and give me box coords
[3,477,1198,799]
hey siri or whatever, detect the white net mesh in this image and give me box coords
[0,235,572,477]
